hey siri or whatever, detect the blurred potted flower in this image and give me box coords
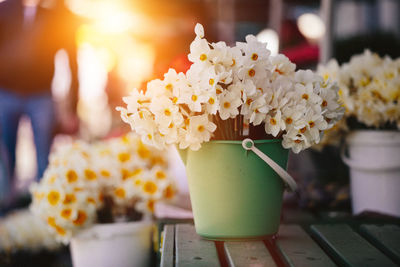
[318,50,400,217]
[30,134,176,267]
[117,24,343,239]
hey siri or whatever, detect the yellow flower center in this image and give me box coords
[231,59,236,66]
[172,97,178,103]
[66,170,78,183]
[47,191,60,206]
[209,78,215,85]
[223,102,231,109]
[55,225,66,236]
[115,188,126,198]
[294,139,302,144]
[122,169,132,180]
[164,185,175,199]
[147,200,155,212]
[191,95,198,102]
[143,181,157,194]
[137,142,150,159]
[87,197,96,204]
[63,194,76,204]
[302,94,309,100]
[73,210,87,226]
[132,168,143,176]
[156,170,166,179]
[164,109,171,116]
[197,125,205,132]
[165,83,173,91]
[101,170,111,177]
[118,152,131,163]
[248,69,256,77]
[84,169,97,180]
[300,127,307,133]
[251,53,258,60]
[199,54,207,61]
[322,100,328,107]
[309,121,315,128]
[134,178,142,186]
[285,117,293,124]
[47,217,56,227]
[208,97,215,105]
[246,99,253,105]
[61,209,72,219]
[270,118,277,125]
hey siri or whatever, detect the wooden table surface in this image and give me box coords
[159,222,400,267]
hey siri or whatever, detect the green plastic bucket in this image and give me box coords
[179,139,289,240]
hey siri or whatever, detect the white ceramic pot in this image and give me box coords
[70,221,153,267]
[342,130,400,217]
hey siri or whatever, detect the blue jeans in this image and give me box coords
[0,89,55,184]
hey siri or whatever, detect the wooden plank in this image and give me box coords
[175,224,220,267]
[311,224,396,267]
[224,241,277,267]
[277,225,336,267]
[282,209,316,224]
[360,224,400,264]
[161,225,175,267]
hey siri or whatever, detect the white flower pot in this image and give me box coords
[70,221,153,267]
[342,130,400,217]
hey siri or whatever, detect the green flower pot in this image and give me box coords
[178,139,289,240]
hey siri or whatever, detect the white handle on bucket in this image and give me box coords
[242,138,297,192]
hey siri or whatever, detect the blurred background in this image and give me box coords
[0,0,399,215]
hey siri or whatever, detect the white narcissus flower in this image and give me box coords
[281,105,305,130]
[183,115,217,150]
[180,86,208,112]
[298,109,328,143]
[248,96,270,126]
[237,35,271,66]
[293,82,322,107]
[219,90,242,120]
[150,95,183,129]
[238,63,270,83]
[317,59,340,82]
[188,38,211,65]
[205,92,219,115]
[282,128,311,153]
[265,110,285,136]
[271,54,296,79]
[121,89,150,112]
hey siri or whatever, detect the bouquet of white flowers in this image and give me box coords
[117,24,343,153]
[317,50,400,146]
[30,134,176,243]
[0,210,60,252]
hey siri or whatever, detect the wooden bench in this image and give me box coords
[159,223,400,267]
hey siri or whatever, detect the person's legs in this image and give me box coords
[0,89,22,186]
[25,92,55,180]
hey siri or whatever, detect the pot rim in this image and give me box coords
[73,220,153,241]
[346,130,400,145]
